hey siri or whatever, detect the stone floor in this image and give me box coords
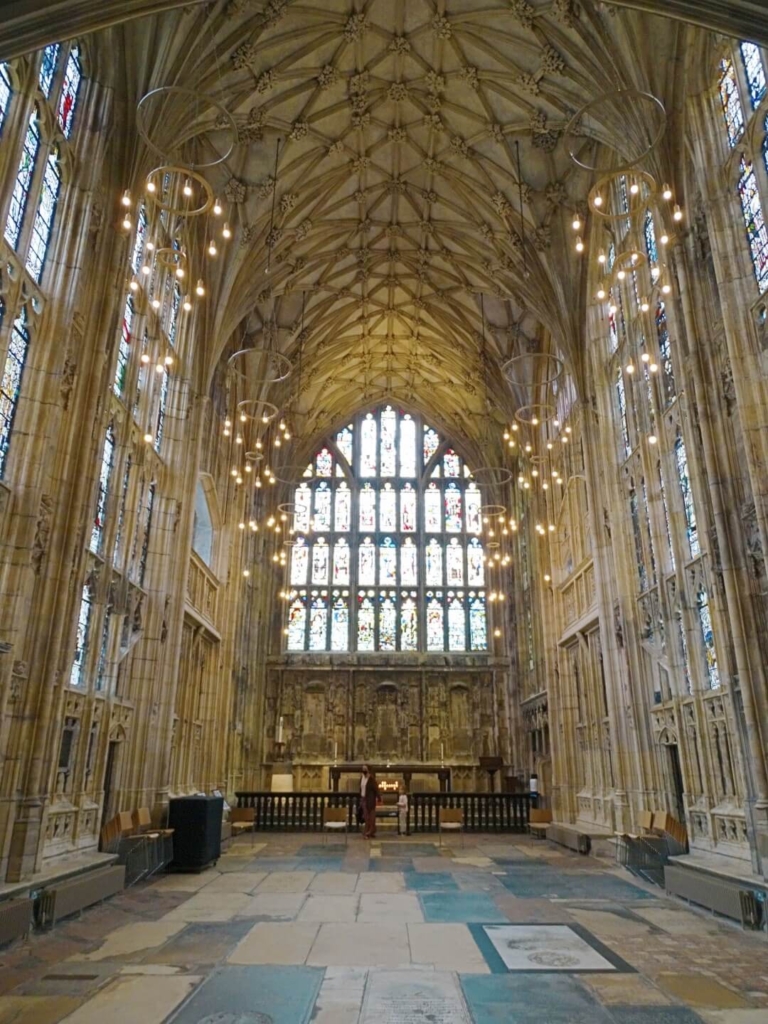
[0,833,766,1023]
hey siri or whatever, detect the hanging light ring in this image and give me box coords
[277,502,307,516]
[228,347,292,385]
[236,399,280,423]
[244,450,265,463]
[155,246,187,270]
[273,464,310,485]
[563,89,667,173]
[515,403,557,426]
[145,165,214,216]
[471,466,513,487]
[137,86,237,169]
[502,352,564,388]
[479,504,507,518]
[588,170,657,222]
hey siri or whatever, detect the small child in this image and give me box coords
[397,784,409,836]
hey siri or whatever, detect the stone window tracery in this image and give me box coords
[0,305,30,479]
[26,147,61,282]
[0,63,11,136]
[4,109,41,250]
[39,44,60,98]
[718,56,745,147]
[740,42,766,109]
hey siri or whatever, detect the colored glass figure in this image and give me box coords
[740,41,766,108]
[629,486,648,592]
[5,110,41,249]
[658,462,675,571]
[400,483,416,532]
[423,424,440,466]
[313,481,331,531]
[400,593,418,650]
[138,482,155,587]
[114,295,134,397]
[465,483,481,534]
[357,592,375,650]
[359,483,376,530]
[336,424,353,466]
[291,537,309,585]
[316,447,333,476]
[303,462,313,477]
[360,413,377,475]
[641,477,657,586]
[168,284,181,346]
[676,612,692,694]
[737,156,768,292]
[616,367,631,459]
[57,45,82,137]
[287,593,307,650]
[643,361,656,433]
[675,431,700,558]
[308,592,328,650]
[39,43,60,98]
[607,242,616,272]
[334,481,351,532]
[113,456,132,563]
[425,481,441,531]
[426,592,444,650]
[401,538,418,585]
[380,536,397,584]
[379,592,397,650]
[359,537,376,585]
[644,209,658,269]
[0,63,11,136]
[655,301,677,404]
[426,538,443,585]
[0,306,30,479]
[697,586,720,688]
[70,582,92,687]
[330,591,349,651]
[333,538,350,584]
[295,483,311,531]
[467,538,485,585]
[400,414,416,476]
[131,204,148,274]
[90,422,115,553]
[380,482,397,530]
[446,538,464,585]
[719,57,745,147]
[608,294,618,353]
[443,449,461,477]
[380,405,397,476]
[431,463,441,478]
[95,609,111,691]
[154,366,169,452]
[447,592,466,651]
[469,592,487,651]
[444,482,462,532]
[312,538,330,584]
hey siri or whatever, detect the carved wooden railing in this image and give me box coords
[235,791,531,833]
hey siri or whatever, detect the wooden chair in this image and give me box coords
[438,807,464,846]
[323,806,349,844]
[528,807,552,839]
[230,806,256,843]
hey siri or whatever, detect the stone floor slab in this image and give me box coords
[68,920,185,961]
[482,923,618,972]
[699,1013,768,1024]
[656,975,751,1009]
[150,871,219,892]
[632,907,725,935]
[408,922,490,973]
[492,895,575,923]
[607,1010,706,1024]
[309,871,359,893]
[57,974,200,1024]
[307,923,411,967]
[297,894,359,922]
[420,891,508,924]
[236,892,307,919]
[357,892,424,923]
[355,872,405,893]
[311,966,368,1024]
[404,871,459,891]
[255,870,316,893]
[360,968,472,1024]
[0,996,83,1024]
[161,891,247,922]
[141,920,254,965]
[198,870,267,893]
[227,921,320,964]
[169,965,323,1024]
[381,843,439,858]
[460,972,614,1024]
[580,973,673,1005]
[567,907,654,939]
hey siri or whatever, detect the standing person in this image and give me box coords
[360,764,379,839]
[397,783,409,836]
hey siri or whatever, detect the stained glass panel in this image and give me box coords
[719,57,745,147]
[359,537,376,585]
[445,482,462,532]
[131,204,148,274]
[616,367,631,459]
[379,592,397,650]
[608,294,618,353]
[425,482,441,531]
[380,483,397,530]
[380,405,397,476]
[0,63,11,137]
[644,209,658,267]
[57,45,82,137]
[360,413,377,475]
[312,538,330,584]
[446,538,464,585]
[313,481,331,531]
[5,110,41,249]
[154,366,169,452]
[467,538,485,585]
[447,593,466,651]
[70,582,92,687]
[400,414,416,476]
[90,422,115,553]
[39,44,60,98]
[629,486,648,592]
[658,462,675,571]
[168,284,181,347]
[331,590,349,651]
[697,586,720,689]
[737,157,768,292]
[401,538,418,585]
[308,592,328,650]
[0,306,30,479]
[359,483,376,530]
[335,481,351,532]
[400,483,416,531]
[287,592,307,650]
[426,592,444,651]
[655,302,677,404]
[295,483,311,531]
[380,537,397,583]
[336,424,353,465]
[740,42,766,108]
[675,432,700,558]
[316,447,333,476]
[333,538,350,584]
[641,476,657,586]
[423,425,440,466]
[357,592,375,650]
[443,449,461,477]
[114,295,134,397]
[465,483,481,534]
[400,593,418,650]
[469,592,487,651]
[291,537,309,585]
[426,538,443,585]
[138,482,155,586]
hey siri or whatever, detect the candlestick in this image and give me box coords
[277,715,284,743]
[333,740,338,764]
[440,742,444,764]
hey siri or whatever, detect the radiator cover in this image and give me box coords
[39,864,125,927]
[664,863,761,922]
[0,898,32,946]
[547,824,591,855]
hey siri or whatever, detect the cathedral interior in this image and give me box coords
[1,0,768,1018]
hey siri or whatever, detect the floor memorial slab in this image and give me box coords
[307,922,411,967]
[168,965,323,1024]
[227,921,320,965]
[407,922,490,973]
[360,969,473,1024]
[472,923,634,973]
[56,973,201,1024]
[419,891,509,923]
[460,972,615,1024]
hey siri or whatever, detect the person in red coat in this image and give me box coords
[360,764,379,839]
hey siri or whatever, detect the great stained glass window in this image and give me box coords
[39,44,60,98]
[4,109,41,249]
[70,581,93,687]
[285,406,490,652]
[26,148,61,282]
[740,42,767,109]
[154,367,169,452]
[737,157,768,292]
[674,431,700,559]
[616,367,631,459]
[655,302,677,404]
[138,482,155,586]
[696,586,720,689]
[90,422,115,553]
[658,462,675,571]
[644,209,658,268]
[719,56,745,147]
[629,485,648,592]
[0,63,11,136]
[0,305,30,479]
[114,295,134,397]
[57,45,82,137]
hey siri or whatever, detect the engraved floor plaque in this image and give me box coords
[360,969,472,1024]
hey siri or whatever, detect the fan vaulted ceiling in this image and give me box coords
[124,0,681,448]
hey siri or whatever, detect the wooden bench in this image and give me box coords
[528,808,552,838]
[229,807,256,841]
[438,807,464,846]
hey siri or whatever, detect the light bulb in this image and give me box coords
[662,183,672,200]
[141,264,151,276]
[503,430,510,440]
[531,416,539,426]
[245,463,252,473]
[121,190,131,207]
[143,432,153,443]
[223,429,230,437]
[641,297,650,312]
[494,628,501,638]
[250,521,258,531]
[213,198,223,216]
[572,215,581,231]
[508,439,515,448]
[544,574,551,582]
[255,440,263,450]
[141,353,150,364]
[648,434,658,445]
[650,362,659,373]
[146,179,156,194]
[609,303,617,315]
[565,426,571,433]
[548,524,555,532]
[243,569,250,578]
[660,232,669,246]
[626,363,635,374]
[261,414,270,424]
[597,249,606,264]
[553,419,559,427]
[532,469,539,477]
[630,180,639,195]
[223,223,232,239]
[176,266,185,279]
[231,468,238,477]
[512,423,519,432]
[617,269,626,281]
[183,178,193,197]
[575,237,584,253]
[196,279,205,296]
[662,283,671,295]
[236,475,243,484]
[542,482,548,490]
[146,240,155,251]
[151,298,161,310]
[130,278,139,292]
[523,481,530,489]
[183,299,192,312]
[255,477,262,488]
[235,435,243,445]
[208,241,217,257]
[240,413,247,423]
[164,356,173,366]
[673,204,683,222]
[596,287,606,300]
[593,194,603,207]
[284,431,291,440]
[641,352,650,363]
[122,216,132,231]
[547,442,553,450]
[238,522,245,530]
[274,437,282,448]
